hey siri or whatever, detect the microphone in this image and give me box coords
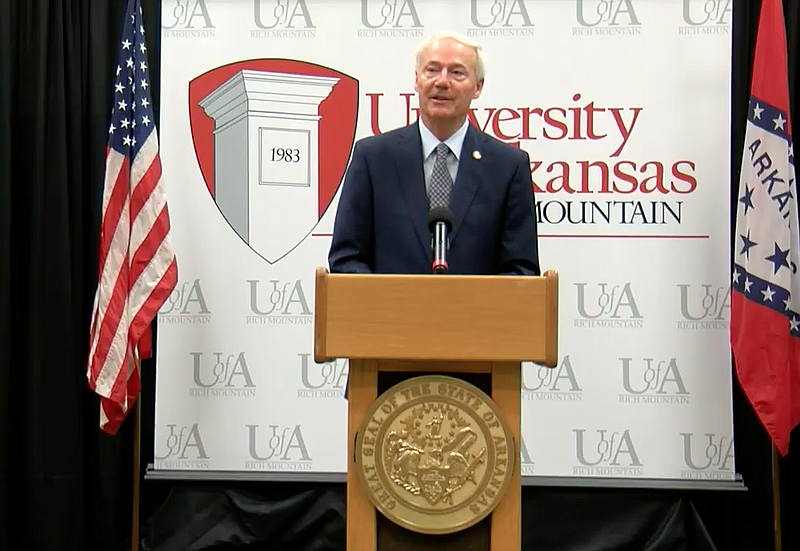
[427,206,454,274]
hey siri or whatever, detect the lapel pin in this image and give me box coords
[472,150,482,160]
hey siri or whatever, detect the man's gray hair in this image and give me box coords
[414,31,486,81]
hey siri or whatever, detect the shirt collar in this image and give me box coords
[419,117,469,161]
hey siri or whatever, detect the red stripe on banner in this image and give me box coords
[537,234,710,239]
[88,252,130,384]
[138,323,152,360]
[130,206,170,287]
[732,292,800,455]
[130,155,162,222]
[101,352,143,434]
[106,344,134,407]
[89,164,130,378]
[100,399,119,433]
[127,363,141,414]
[87,303,100,367]
[97,157,130,276]
[130,259,178,343]
[101,402,121,434]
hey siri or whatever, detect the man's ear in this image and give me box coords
[473,78,484,99]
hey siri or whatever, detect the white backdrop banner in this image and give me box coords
[154,0,735,483]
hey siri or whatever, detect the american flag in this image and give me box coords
[87,0,177,434]
[731,0,798,456]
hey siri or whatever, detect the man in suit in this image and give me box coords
[328,31,540,275]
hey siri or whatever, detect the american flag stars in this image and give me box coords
[107,3,153,161]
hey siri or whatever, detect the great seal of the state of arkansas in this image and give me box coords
[354,375,515,534]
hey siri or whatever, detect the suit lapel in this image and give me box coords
[394,123,431,258]
[449,126,486,244]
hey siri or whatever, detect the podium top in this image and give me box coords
[313,267,558,366]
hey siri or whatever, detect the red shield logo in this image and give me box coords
[189,59,358,263]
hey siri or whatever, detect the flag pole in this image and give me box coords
[131,399,141,551]
[772,444,782,551]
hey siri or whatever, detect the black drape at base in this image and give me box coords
[138,483,733,551]
[141,484,346,551]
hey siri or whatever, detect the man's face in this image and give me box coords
[414,38,483,125]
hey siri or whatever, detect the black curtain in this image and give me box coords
[0,1,798,551]
[0,1,159,550]
[0,0,13,546]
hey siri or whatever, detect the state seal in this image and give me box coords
[355,375,515,534]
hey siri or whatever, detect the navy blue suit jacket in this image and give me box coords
[328,121,540,275]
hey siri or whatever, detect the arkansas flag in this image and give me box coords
[731,0,798,456]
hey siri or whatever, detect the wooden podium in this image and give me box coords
[313,267,559,551]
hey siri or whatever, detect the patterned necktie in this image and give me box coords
[428,143,453,209]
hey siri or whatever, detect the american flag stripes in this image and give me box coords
[87,0,177,434]
[730,0,798,456]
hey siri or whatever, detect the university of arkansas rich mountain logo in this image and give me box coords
[189,59,358,263]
